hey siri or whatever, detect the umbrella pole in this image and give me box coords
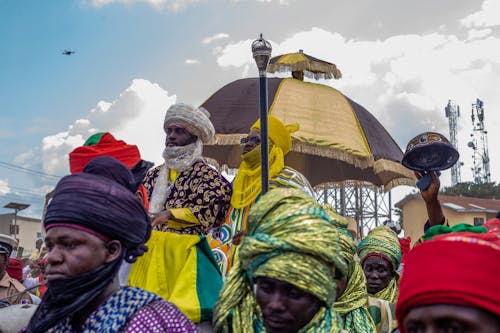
[252,34,272,195]
[259,75,269,194]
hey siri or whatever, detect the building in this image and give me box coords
[396,194,500,246]
[0,213,43,256]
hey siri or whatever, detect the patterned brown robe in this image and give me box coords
[143,160,232,235]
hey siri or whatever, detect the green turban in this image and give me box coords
[357,226,401,302]
[214,188,348,333]
[357,226,401,270]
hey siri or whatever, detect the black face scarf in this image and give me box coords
[28,156,153,332]
[26,254,123,333]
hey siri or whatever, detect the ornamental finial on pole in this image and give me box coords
[251,33,271,194]
[251,33,272,75]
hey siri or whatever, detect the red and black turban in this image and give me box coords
[69,132,141,174]
[45,156,151,263]
[68,132,152,210]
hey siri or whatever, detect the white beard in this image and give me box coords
[162,139,203,172]
[149,139,204,213]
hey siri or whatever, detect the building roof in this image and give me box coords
[395,193,500,214]
[0,213,41,223]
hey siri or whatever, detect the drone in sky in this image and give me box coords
[62,49,75,56]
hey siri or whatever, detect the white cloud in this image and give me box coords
[202,33,229,45]
[216,39,255,69]
[213,27,500,185]
[88,0,204,11]
[0,179,10,196]
[461,0,500,28]
[33,79,176,176]
[13,151,35,165]
[395,92,435,111]
[185,59,200,65]
[467,28,492,40]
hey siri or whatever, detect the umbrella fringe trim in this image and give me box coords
[384,178,417,191]
[291,141,374,169]
[208,135,416,190]
[373,159,416,179]
[210,136,414,174]
[373,159,416,191]
[210,135,374,169]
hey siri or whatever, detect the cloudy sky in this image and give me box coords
[1,0,499,218]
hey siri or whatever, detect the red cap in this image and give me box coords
[396,232,500,332]
[69,132,141,174]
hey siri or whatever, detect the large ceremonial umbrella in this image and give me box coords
[201,77,415,191]
[268,50,342,80]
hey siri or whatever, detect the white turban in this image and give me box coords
[164,103,215,143]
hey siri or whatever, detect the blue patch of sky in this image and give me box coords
[0,0,216,217]
[0,1,203,156]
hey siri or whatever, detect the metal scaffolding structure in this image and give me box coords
[315,185,392,239]
[445,100,461,185]
[468,98,491,183]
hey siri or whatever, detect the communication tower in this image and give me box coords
[316,185,392,239]
[445,100,461,185]
[467,98,491,183]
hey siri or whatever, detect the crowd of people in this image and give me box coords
[0,102,499,333]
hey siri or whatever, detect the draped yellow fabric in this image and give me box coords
[230,145,284,209]
[372,277,399,303]
[169,208,199,227]
[335,263,377,332]
[128,231,202,322]
[168,169,179,183]
[231,116,299,209]
[231,115,300,209]
[269,78,371,157]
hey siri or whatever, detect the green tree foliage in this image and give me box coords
[440,182,500,199]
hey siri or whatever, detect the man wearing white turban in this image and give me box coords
[128,103,231,329]
[144,102,232,235]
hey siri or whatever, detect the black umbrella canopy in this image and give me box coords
[201,77,415,190]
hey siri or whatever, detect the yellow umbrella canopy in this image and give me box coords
[201,77,415,191]
[268,50,342,80]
